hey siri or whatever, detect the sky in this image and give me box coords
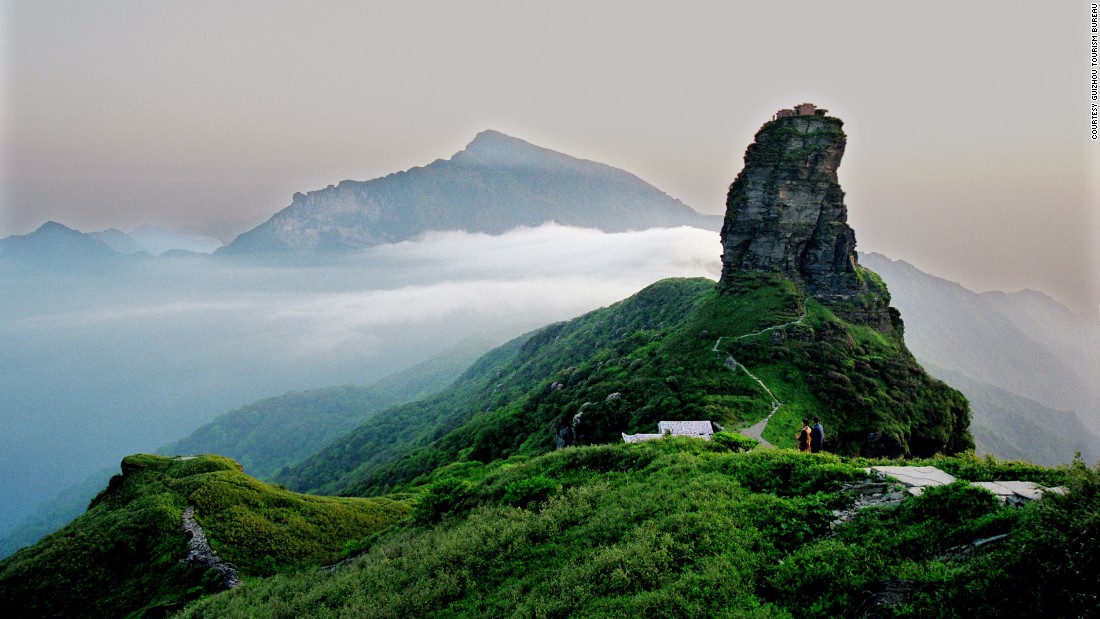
[2,1,1097,318]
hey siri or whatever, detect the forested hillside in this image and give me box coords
[278,273,971,499]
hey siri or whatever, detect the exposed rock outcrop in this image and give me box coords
[719,108,891,329]
[180,506,241,590]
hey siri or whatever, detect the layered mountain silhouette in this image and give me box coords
[0,222,133,269]
[0,221,222,266]
[219,130,722,254]
[860,252,1100,464]
[93,224,223,256]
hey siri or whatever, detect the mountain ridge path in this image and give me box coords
[712,302,808,448]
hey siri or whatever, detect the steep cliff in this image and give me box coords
[720,112,892,329]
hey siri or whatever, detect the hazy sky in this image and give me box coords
[2,1,1097,317]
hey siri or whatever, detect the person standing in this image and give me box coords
[810,416,824,453]
[795,418,811,452]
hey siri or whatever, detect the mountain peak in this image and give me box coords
[0,220,121,265]
[459,129,555,167]
[35,221,80,235]
[466,128,522,147]
[719,109,853,291]
[718,107,890,326]
[222,130,720,254]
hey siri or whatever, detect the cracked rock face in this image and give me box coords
[719,114,865,302]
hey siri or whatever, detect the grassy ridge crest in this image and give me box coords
[0,454,409,618]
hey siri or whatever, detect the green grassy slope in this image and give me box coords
[0,454,409,619]
[160,386,408,481]
[160,341,484,480]
[279,274,971,500]
[180,440,1099,618]
[273,278,716,496]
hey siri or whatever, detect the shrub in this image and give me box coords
[501,476,560,509]
[767,538,886,616]
[711,432,759,453]
[898,481,1001,528]
[411,478,476,524]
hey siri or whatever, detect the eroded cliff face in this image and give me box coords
[719,113,892,330]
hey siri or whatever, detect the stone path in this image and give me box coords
[867,466,957,495]
[970,480,1065,504]
[866,465,1065,502]
[712,302,807,447]
[830,466,1066,527]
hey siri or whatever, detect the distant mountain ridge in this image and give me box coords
[91,224,223,255]
[158,340,486,480]
[0,221,222,266]
[860,252,1100,464]
[0,221,129,269]
[122,224,223,255]
[220,130,722,254]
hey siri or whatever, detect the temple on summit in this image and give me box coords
[772,102,830,120]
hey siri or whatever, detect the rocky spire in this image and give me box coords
[719,109,871,305]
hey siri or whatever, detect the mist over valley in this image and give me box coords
[0,224,721,535]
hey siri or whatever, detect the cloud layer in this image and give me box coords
[0,224,720,532]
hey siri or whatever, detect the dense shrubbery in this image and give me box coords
[411,478,476,524]
[179,442,1097,618]
[767,457,1100,618]
[500,475,560,508]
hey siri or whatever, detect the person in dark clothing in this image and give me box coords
[795,418,811,452]
[810,417,824,453]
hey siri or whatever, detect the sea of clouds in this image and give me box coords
[0,224,721,533]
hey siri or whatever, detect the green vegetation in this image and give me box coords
[279,274,969,500]
[160,342,479,480]
[160,386,403,480]
[0,344,475,563]
[2,270,1083,617]
[274,277,723,496]
[179,440,1098,618]
[732,297,972,457]
[0,454,409,618]
[712,432,760,453]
